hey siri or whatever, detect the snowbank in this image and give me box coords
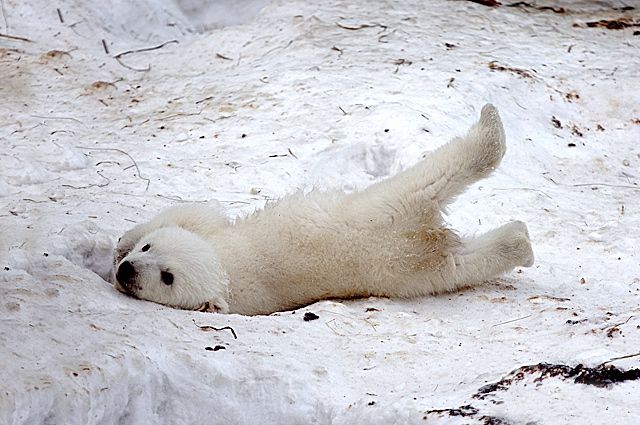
[1,0,639,423]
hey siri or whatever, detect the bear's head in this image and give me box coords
[114,226,229,313]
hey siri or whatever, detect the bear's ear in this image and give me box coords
[195,297,229,314]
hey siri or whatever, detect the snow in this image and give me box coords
[1,0,640,423]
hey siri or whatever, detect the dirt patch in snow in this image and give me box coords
[425,362,640,423]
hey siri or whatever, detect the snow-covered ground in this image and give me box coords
[1,0,639,423]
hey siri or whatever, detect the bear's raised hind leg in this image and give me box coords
[408,103,507,204]
[348,105,507,222]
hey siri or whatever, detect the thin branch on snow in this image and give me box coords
[601,316,635,331]
[61,171,111,189]
[467,0,501,6]
[157,109,204,121]
[31,115,85,125]
[0,32,32,42]
[192,319,238,339]
[121,118,150,129]
[114,39,178,58]
[320,309,378,336]
[494,187,552,199]
[114,57,150,72]
[217,200,252,205]
[156,194,208,203]
[195,96,215,105]
[541,174,640,191]
[602,352,640,365]
[491,314,532,327]
[336,22,387,31]
[571,182,640,190]
[113,39,178,72]
[76,146,150,191]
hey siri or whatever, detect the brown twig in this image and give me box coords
[101,39,109,54]
[50,129,75,136]
[113,39,178,72]
[601,352,640,365]
[195,96,215,105]
[468,0,501,6]
[494,187,552,199]
[583,19,640,30]
[491,314,532,327]
[158,110,204,121]
[121,118,150,129]
[336,22,387,31]
[542,173,639,191]
[32,115,85,125]
[263,39,293,56]
[571,182,640,190]
[56,8,64,23]
[0,32,33,43]
[62,171,111,189]
[114,39,178,59]
[217,200,251,205]
[114,57,150,72]
[319,309,378,335]
[192,319,238,339]
[156,194,208,203]
[528,295,570,302]
[76,146,150,191]
[603,316,635,331]
[488,61,536,80]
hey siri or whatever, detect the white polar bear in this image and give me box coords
[113,105,534,315]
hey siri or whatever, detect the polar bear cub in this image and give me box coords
[114,105,533,315]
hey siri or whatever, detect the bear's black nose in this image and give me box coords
[116,260,136,286]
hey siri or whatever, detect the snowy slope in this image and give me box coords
[1,0,639,423]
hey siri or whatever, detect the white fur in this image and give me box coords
[114,104,534,315]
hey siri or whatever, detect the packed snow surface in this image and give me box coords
[1,0,639,423]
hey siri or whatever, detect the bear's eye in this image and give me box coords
[141,244,151,252]
[161,271,174,286]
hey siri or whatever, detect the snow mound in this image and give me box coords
[1,0,639,423]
